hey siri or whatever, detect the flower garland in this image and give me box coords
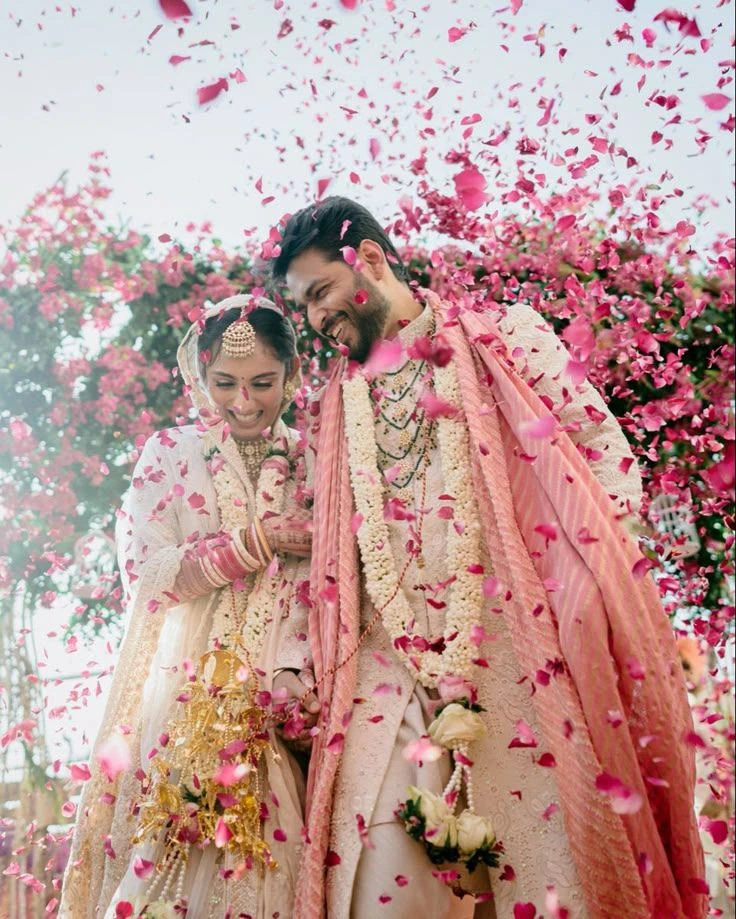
[342,352,496,877]
[342,359,484,687]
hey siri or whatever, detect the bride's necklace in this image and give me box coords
[235,437,270,481]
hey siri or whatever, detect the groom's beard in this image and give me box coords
[349,276,390,363]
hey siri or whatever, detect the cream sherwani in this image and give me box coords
[323,303,642,919]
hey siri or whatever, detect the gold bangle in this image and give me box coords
[252,517,274,562]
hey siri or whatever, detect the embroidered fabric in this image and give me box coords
[60,295,311,919]
[323,301,643,917]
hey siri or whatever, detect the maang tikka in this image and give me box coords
[222,317,257,358]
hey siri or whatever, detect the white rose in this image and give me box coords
[143,901,178,919]
[410,787,458,848]
[456,809,494,855]
[428,703,486,749]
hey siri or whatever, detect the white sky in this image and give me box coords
[1,0,734,251]
[0,0,734,773]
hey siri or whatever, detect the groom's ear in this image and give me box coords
[357,239,387,280]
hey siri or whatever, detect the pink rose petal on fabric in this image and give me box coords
[159,0,192,19]
[403,736,443,763]
[363,339,405,376]
[188,492,206,509]
[509,719,538,748]
[132,858,154,880]
[565,359,588,385]
[453,165,488,211]
[213,762,249,786]
[513,905,537,919]
[631,556,654,579]
[418,390,458,419]
[97,736,131,782]
[215,817,233,847]
[325,849,342,866]
[273,827,288,842]
[520,415,556,439]
[701,93,730,111]
[327,732,345,753]
[595,772,643,814]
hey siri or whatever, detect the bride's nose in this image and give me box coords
[232,385,251,410]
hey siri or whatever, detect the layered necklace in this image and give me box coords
[342,311,486,687]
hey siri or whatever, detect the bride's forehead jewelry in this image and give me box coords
[222,317,256,358]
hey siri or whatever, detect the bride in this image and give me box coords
[60,296,317,918]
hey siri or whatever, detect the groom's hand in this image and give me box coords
[261,514,312,558]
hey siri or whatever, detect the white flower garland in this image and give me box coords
[342,359,484,688]
[204,428,287,664]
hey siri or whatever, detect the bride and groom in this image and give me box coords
[62,197,704,919]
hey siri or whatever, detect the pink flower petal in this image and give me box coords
[159,0,192,19]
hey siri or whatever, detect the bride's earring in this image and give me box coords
[280,376,299,411]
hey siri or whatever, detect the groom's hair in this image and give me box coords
[269,196,409,285]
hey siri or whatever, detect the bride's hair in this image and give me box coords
[198,305,297,370]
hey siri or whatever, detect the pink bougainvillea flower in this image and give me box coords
[453,165,488,211]
[159,0,192,18]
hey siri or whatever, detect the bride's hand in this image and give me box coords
[272,668,320,750]
[260,513,312,558]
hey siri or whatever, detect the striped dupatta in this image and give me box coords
[295,361,360,918]
[452,299,704,918]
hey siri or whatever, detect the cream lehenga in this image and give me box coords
[60,297,311,918]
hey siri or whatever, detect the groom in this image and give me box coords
[269,197,705,919]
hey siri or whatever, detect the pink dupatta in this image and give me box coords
[297,297,706,919]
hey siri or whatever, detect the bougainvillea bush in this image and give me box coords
[0,163,733,913]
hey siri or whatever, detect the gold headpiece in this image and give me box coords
[222,318,256,358]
